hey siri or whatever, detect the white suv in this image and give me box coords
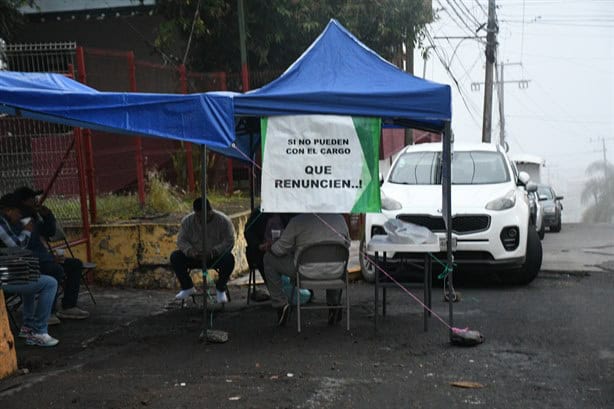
[362,142,542,284]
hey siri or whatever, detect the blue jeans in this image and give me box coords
[3,275,57,334]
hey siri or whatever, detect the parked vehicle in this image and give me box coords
[361,142,542,285]
[527,189,546,240]
[538,184,563,232]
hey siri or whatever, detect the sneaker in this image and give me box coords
[277,304,290,326]
[47,313,61,326]
[26,333,59,347]
[18,326,34,338]
[216,289,228,304]
[56,307,90,320]
[175,287,197,300]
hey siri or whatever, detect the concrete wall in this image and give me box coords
[66,211,251,289]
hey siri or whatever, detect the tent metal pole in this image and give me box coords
[201,145,209,341]
[249,134,255,211]
[442,121,454,336]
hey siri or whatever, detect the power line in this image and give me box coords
[450,0,482,27]
[437,0,482,37]
[424,29,482,127]
[474,0,488,16]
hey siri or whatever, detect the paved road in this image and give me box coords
[1,224,613,409]
[540,223,614,273]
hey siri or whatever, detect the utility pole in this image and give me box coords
[237,0,249,91]
[601,138,610,186]
[496,62,505,147]
[473,61,528,148]
[482,0,497,143]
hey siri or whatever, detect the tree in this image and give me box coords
[154,0,433,81]
[581,160,614,223]
[0,0,35,42]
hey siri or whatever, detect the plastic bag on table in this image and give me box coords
[383,218,437,244]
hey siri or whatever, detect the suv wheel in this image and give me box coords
[538,223,545,240]
[359,239,376,283]
[508,228,542,285]
[550,218,562,233]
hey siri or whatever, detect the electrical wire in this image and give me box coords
[437,0,481,37]
[450,0,482,27]
[424,29,482,126]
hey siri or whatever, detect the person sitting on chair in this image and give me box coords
[243,210,293,302]
[0,193,59,347]
[243,208,271,302]
[170,198,235,303]
[262,213,349,326]
[15,186,89,323]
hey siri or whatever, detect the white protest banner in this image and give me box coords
[261,115,380,213]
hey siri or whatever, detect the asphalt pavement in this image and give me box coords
[1,223,613,408]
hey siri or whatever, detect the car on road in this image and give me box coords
[527,189,546,240]
[538,184,563,232]
[361,142,543,285]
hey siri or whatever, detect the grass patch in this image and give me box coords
[46,169,256,224]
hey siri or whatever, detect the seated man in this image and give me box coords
[170,198,235,303]
[15,186,89,322]
[243,208,271,301]
[0,193,59,347]
[263,213,350,326]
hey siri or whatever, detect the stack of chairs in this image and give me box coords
[1,248,40,330]
[0,248,40,286]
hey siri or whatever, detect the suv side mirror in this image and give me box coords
[556,195,564,201]
[518,171,530,186]
[526,182,538,193]
[379,172,384,185]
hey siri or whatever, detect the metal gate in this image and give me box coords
[0,42,92,259]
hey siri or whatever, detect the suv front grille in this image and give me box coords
[397,214,491,234]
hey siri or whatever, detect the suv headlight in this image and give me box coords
[381,191,402,210]
[486,190,516,211]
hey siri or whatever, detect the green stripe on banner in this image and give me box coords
[351,117,381,213]
[260,117,268,158]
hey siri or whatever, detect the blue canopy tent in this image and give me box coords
[223,19,455,334]
[0,19,456,336]
[230,19,451,131]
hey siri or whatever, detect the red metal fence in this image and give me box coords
[0,42,238,261]
[1,42,287,235]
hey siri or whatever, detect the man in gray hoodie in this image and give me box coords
[263,213,349,326]
[170,198,235,303]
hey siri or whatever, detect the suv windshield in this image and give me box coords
[388,151,510,185]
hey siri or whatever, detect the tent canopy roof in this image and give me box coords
[232,19,451,132]
[0,20,451,152]
[0,71,236,149]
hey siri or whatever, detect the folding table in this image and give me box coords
[367,236,442,332]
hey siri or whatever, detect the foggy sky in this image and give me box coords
[417,0,614,222]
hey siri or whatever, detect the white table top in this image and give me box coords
[367,235,442,253]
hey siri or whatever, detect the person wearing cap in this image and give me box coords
[0,192,60,347]
[15,186,89,322]
[170,198,235,303]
